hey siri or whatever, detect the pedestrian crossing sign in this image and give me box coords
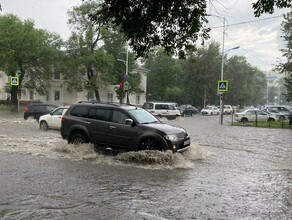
[217,80,228,92]
[11,76,19,86]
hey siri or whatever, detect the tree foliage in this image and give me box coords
[144,44,267,108]
[277,10,292,101]
[89,0,210,58]
[0,14,62,108]
[64,0,114,101]
[86,0,291,58]
[252,0,292,17]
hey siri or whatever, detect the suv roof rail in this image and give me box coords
[77,100,136,107]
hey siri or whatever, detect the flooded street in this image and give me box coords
[0,112,291,220]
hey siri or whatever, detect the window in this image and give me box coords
[112,110,129,124]
[70,106,89,117]
[29,90,34,100]
[135,95,140,105]
[88,108,111,121]
[54,71,60,80]
[54,91,60,101]
[107,93,113,102]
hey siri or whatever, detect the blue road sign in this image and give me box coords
[11,77,19,86]
[217,80,228,92]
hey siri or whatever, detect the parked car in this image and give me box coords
[178,105,198,116]
[61,102,191,153]
[39,106,69,130]
[201,106,220,115]
[223,105,233,114]
[262,105,292,120]
[142,102,181,119]
[24,103,58,121]
[235,109,276,123]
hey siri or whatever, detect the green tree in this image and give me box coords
[88,0,291,58]
[101,27,141,103]
[278,10,292,102]
[64,1,114,101]
[180,41,221,108]
[144,49,183,101]
[90,0,210,58]
[0,14,62,110]
[252,0,292,17]
[224,56,267,107]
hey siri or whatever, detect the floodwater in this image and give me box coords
[0,112,291,220]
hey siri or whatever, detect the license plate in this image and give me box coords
[184,139,190,145]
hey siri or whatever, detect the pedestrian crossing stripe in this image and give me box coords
[217,80,228,92]
[10,76,19,86]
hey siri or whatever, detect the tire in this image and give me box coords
[139,138,161,151]
[40,121,48,131]
[241,118,248,123]
[279,116,285,121]
[69,133,87,145]
[268,118,275,122]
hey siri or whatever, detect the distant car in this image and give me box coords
[201,106,220,115]
[178,105,198,116]
[223,105,233,114]
[235,109,276,123]
[142,102,181,119]
[262,105,292,120]
[39,106,69,130]
[24,103,58,122]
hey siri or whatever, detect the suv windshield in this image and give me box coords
[128,109,158,124]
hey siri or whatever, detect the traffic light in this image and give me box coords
[119,82,123,88]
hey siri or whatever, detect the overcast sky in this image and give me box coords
[0,0,290,71]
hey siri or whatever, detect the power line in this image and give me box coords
[211,15,283,29]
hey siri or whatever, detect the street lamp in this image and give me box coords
[219,46,240,125]
[207,14,240,124]
[117,45,129,104]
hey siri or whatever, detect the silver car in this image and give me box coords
[235,109,276,123]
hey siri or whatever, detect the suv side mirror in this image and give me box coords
[125,119,133,125]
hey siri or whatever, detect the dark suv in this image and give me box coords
[61,102,191,153]
[24,103,58,121]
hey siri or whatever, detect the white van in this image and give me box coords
[142,102,181,119]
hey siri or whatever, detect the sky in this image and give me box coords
[0,0,290,72]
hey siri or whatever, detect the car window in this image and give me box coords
[52,108,64,116]
[112,110,129,124]
[31,105,44,111]
[46,105,57,112]
[168,105,175,110]
[129,109,158,124]
[246,110,254,115]
[88,108,111,121]
[142,103,153,109]
[70,106,89,117]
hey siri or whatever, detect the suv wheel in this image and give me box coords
[40,121,48,130]
[139,138,161,151]
[69,133,88,145]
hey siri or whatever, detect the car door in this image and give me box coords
[87,107,111,147]
[49,107,66,128]
[107,109,139,150]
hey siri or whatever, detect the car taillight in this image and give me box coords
[61,116,65,123]
[25,106,29,112]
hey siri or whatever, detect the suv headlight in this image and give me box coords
[165,134,178,141]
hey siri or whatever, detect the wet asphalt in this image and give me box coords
[0,112,291,220]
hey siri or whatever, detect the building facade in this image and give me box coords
[0,66,149,107]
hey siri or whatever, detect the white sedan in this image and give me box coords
[201,106,220,115]
[235,109,276,123]
[39,106,69,130]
